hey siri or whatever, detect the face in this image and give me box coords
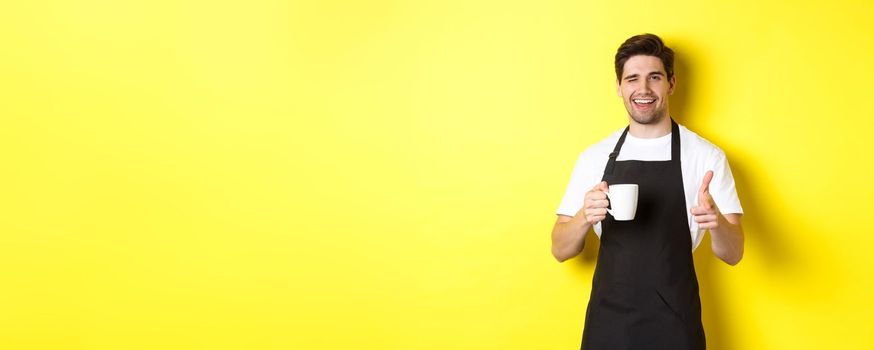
[616,55,676,125]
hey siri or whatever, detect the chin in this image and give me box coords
[631,113,662,125]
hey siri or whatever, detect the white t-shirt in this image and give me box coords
[556,123,743,251]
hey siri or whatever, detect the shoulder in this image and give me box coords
[678,124,726,161]
[578,127,625,162]
[566,127,624,181]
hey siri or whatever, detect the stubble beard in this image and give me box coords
[628,105,667,125]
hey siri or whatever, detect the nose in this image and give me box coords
[641,79,654,93]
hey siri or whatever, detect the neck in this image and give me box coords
[628,114,672,138]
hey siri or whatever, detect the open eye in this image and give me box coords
[649,75,661,81]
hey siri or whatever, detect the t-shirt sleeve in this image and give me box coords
[707,148,744,215]
[556,150,597,217]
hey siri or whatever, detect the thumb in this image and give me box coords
[697,170,714,207]
[597,181,609,193]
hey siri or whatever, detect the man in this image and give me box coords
[551,34,745,350]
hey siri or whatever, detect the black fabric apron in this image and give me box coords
[580,120,705,350]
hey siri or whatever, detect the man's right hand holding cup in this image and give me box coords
[584,181,610,225]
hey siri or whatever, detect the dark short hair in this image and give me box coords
[614,33,674,81]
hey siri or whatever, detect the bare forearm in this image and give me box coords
[709,214,744,265]
[551,210,592,262]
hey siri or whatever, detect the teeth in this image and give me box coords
[633,99,654,104]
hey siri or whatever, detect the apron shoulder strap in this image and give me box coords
[671,119,680,163]
[605,126,630,176]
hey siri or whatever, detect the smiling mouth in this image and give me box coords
[632,97,656,109]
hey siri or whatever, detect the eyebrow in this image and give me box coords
[623,71,666,80]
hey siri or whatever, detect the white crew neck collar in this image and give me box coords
[625,131,672,144]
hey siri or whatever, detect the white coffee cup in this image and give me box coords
[606,184,639,221]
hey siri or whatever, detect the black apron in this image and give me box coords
[580,120,705,350]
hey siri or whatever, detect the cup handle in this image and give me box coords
[604,191,612,217]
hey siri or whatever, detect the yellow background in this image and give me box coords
[1,0,872,349]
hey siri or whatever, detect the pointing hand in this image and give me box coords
[690,170,721,230]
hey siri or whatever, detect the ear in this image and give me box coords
[668,75,676,95]
[616,80,621,97]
